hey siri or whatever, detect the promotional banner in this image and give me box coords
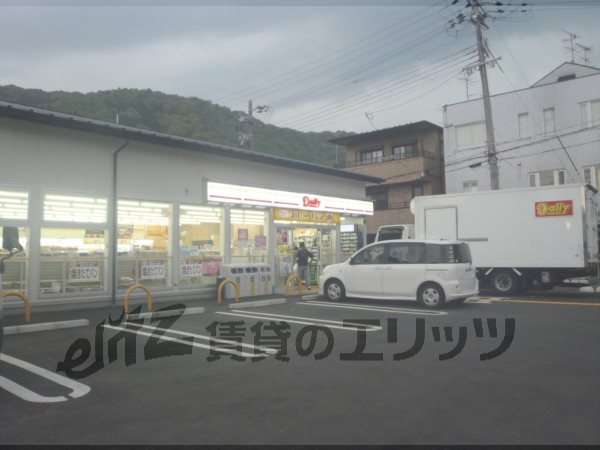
[273,208,341,225]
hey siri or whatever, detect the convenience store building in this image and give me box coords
[0,101,380,308]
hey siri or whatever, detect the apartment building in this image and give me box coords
[443,62,600,193]
[330,121,444,242]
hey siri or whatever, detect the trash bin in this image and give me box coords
[258,264,274,295]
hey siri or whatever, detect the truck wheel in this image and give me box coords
[324,279,345,301]
[490,270,519,295]
[418,282,446,309]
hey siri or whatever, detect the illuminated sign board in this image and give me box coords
[535,200,573,217]
[206,182,373,215]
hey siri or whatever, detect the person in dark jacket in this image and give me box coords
[295,242,314,289]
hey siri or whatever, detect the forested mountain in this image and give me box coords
[0,85,350,167]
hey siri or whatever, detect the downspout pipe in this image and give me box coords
[112,141,130,304]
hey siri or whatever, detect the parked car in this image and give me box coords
[318,239,478,308]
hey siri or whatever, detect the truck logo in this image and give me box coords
[535,200,573,217]
[303,196,321,208]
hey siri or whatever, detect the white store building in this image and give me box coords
[0,101,379,309]
[443,62,600,193]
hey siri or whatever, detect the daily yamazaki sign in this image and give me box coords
[535,200,573,217]
[206,182,373,215]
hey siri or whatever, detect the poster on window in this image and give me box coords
[69,260,101,282]
[180,257,203,277]
[255,235,267,249]
[140,259,166,280]
[202,257,222,276]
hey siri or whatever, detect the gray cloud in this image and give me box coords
[0,2,598,133]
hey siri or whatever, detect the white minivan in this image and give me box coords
[318,239,478,308]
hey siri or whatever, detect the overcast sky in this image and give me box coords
[0,0,599,133]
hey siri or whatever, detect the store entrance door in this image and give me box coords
[274,225,336,292]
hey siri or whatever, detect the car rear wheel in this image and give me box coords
[490,270,519,295]
[418,282,445,309]
[324,279,345,301]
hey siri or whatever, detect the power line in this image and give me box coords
[273,44,476,127]
[214,2,449,106]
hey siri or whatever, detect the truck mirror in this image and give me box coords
[2,227,23,252]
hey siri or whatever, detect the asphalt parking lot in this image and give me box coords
[1,289,599,445]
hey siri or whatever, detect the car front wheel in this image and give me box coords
[418,282,446,309]
[324,279,345,301]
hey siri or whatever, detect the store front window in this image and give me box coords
[179,205,223,288]
[40,194,108,295]
[0,226,28,293]
[230,209,268,262]
[40,228,106,295]
[340,217,365,260]
[117,200,172,290]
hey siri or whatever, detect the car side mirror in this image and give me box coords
[2,226,23,253]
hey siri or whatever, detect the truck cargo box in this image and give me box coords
[411,184,599,270]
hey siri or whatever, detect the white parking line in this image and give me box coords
[0,353,91,403]
[102,324,274,358]
[302,300,448,316]
[121,322,277,354]
[216,310,382,331]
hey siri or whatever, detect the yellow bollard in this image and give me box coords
[218,279,240,304]
[2,291,31,323]
[123,284,153,314]
[285,274,304,296]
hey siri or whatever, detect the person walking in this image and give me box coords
[295,242,314,289]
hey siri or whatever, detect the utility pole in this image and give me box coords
[471,1,499,190]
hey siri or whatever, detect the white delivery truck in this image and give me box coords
[411,184,599,295]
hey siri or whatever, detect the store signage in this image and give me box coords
[69,260,101,282]
[180,257,203,277]
[140,260,166,280]
[206,182,373,215]
[535,200,573,217]
[302,196,321,208]
[274,208,341,225]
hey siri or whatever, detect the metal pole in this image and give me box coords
[472,2,499,190]
[112,141,130,304]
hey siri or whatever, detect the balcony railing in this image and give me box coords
[388,201,411,210]
[341,151,437,168]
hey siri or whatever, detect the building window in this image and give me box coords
[231,209,268,261]
[360,149,383,164]
[412,185,424,198]
[584,165,600,188]
[179,205,223,288]
[543,108,556,134]
[40,228,107,295]
[0,190,29,220]
[0,226,28,293]
[367,187,388,211]
[44,194,107,223]
[529,169,566,187]
[463,180,478,192]
[455,122,486,149]
[392,144,416,159]
[579,100,600,128]
[518,113,530,139]
[117,200,172,290]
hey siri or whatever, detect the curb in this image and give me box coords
[4,319,90,335]
[126,306,205,321]
[228,298,287,309]
[301,294,321,301]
